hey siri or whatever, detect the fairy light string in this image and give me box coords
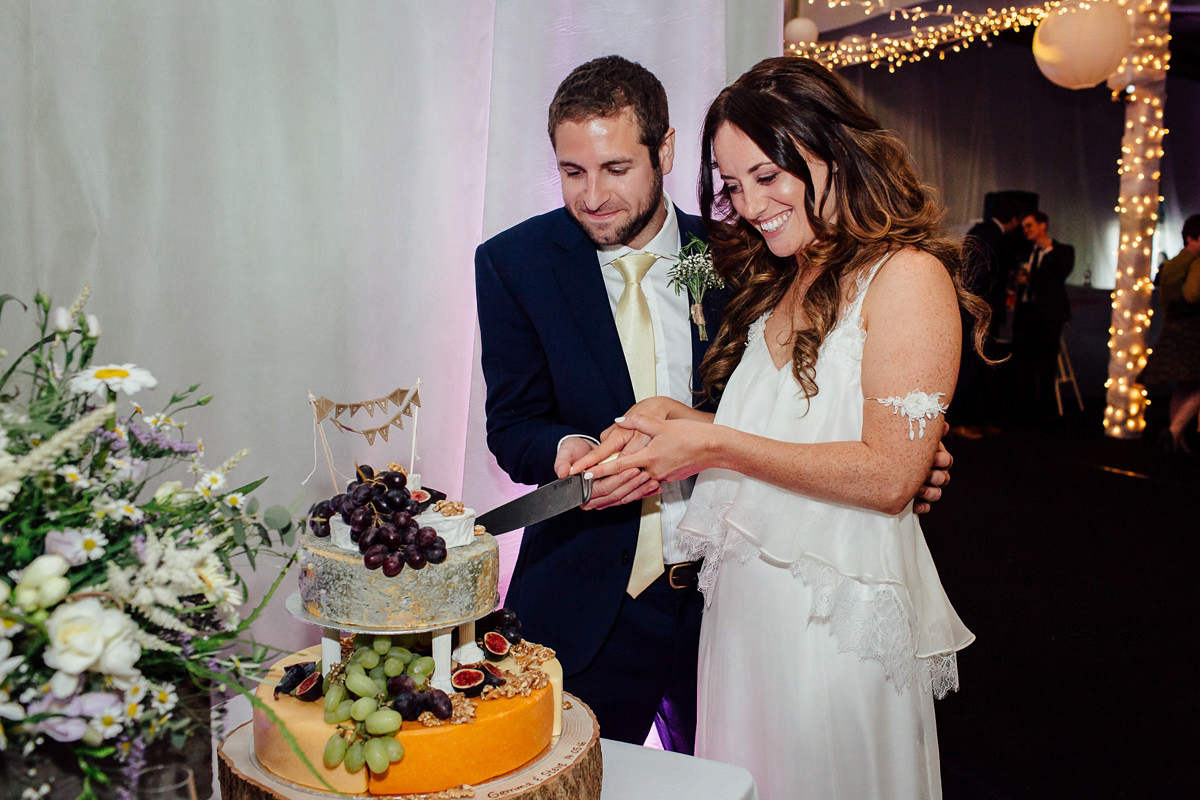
[1103,0,1170,439]
[790,0,1172,438]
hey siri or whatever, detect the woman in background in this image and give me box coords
[574,57,988,799]
[1140,214,1200,454]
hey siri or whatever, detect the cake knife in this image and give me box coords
[475,473,594,534]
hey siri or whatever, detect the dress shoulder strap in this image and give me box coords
[845,252,894,316]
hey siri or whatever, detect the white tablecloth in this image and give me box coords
[599,738,758,800]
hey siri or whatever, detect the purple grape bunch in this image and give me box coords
[307,465,449,575]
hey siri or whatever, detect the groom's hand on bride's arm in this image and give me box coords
[913,425,952,515]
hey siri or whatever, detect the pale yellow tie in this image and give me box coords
[610,252,663,598]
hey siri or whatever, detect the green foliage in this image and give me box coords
[0,288,298,799]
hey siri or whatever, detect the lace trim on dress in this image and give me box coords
[679,505,961,699]
[744,315,769,353]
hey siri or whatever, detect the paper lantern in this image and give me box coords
[1033,1,1131,89]
[785,17,819,45]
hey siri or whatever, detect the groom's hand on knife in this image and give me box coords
[556,436,659,511]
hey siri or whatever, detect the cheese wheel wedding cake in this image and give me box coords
[217,465,602,800]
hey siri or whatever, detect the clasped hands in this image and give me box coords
[554,396,952,513]
[551,398,696,510]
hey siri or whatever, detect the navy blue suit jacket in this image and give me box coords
[474,204,725,675]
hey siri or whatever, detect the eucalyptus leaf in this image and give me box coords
[264,504,293,531]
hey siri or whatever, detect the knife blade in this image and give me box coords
[476,473,593,535]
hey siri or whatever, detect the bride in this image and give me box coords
[573,57,989,799]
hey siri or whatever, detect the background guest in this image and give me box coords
[1139,213,1200,453]
[949,194,1022,437]
[1012,210,1074,425]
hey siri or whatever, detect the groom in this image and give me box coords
[475,55,715,753]
[475,55,951,753]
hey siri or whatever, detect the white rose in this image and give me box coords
[153,480,183,503]
[84,314,101,338]
[21,554,69,585]
[37,575,71,608]
[45,598,109,674]
[15,554,72,610]
[96,627,141,678]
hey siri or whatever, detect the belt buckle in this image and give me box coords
[667,562,692,590]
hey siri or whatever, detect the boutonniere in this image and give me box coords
[667,234,723,341]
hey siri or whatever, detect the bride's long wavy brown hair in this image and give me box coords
[697,57,989,404]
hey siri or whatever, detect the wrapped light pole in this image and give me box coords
[1102,0,1170,439]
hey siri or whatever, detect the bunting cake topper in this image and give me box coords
[307,380,422,491]
[309,384,422,444]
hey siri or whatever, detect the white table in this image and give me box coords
[598,738,758,800]
[213,697,757,800]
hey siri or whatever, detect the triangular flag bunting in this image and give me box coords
[335,404,349,418]
[312,396,335,422]
[377,425,390,442]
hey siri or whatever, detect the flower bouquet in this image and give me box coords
[0,289,296,800]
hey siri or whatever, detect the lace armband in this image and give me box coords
[872,391,948,440]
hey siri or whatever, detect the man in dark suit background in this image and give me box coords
[1013,210,1074,423]
[475,55,953,754]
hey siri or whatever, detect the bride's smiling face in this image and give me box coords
[713,121,834,259]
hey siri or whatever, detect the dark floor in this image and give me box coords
[927,399,1200,799]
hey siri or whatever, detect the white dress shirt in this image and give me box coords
[566,194,696,564]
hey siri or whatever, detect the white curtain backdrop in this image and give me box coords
[2,0,781,649]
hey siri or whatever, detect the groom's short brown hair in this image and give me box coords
[548,55,670,171]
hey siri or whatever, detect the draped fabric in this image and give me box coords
[1,0,779,646]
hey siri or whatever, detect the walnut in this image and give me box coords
[434,499,466,516]
[510,640,555,668]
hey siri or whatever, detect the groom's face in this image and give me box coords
[554,107,674,251]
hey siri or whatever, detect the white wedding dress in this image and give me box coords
[679,261,974,800]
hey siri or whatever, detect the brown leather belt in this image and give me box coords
[665,560,702,590]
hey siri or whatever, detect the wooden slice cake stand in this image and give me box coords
[218,693,602,800]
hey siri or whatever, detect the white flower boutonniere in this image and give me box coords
[667,234,723,341]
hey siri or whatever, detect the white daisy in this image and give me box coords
[149,684,177,715]
[90,495,123,522]
[113,502,145,525]
[66,364,157,397]
[198,471,226,493]
[43,528,108,565]
[88,696,127,740]
[0,639,23,682]
[224,492,245,510]
[122,682,148,720]
[124,681,148,704]
[0,689,24,720]
[105,455,146,483]
[0,616,23,638]
[56,464,91,490]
